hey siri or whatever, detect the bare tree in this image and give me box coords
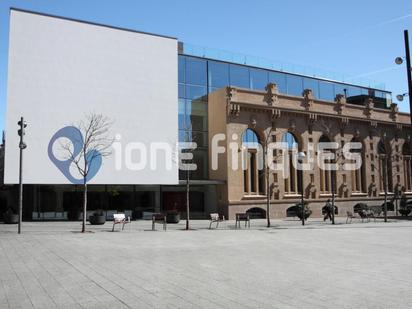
[61,113,113,232]
[263,126,275,227]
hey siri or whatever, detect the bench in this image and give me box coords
[346,211,356,223]
[359,210,370,222]
[235,213,250,228]
[112,213,131,231]
[209,213,225,229]
[152,213,167,231]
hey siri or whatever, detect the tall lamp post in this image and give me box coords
[298,152,306,226]
[17,117,27,234]
[331,169,336,225]
[395,30,412,126]
[185,127,190,230]
[264,124,275,228]
[383,153,388,223]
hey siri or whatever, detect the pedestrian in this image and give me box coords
[323,199,333,222]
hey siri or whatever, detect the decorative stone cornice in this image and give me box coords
[302,89,314,110]
[265,83,279,106]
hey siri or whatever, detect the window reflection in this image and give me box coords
[208,61,229,88]
[303,78,319,98]
[250,68,268,90]
[268,72,287,93]
[186,57,207,85]
[185,85,207,100]
[287,75,303,96]
[178,55,185,84]
[230,64,249,88]
[319,81,335,101]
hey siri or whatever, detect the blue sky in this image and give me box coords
[0,0,411,132]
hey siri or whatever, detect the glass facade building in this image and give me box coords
[178,51,392,181]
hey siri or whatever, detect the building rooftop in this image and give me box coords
[179,42,389,93]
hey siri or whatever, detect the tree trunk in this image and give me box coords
[266,166,271,227]
[186,169,190,230]
[82,182,87,233]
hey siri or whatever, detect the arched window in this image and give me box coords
[378,140,393,193]
[242,129,264,195]
[282,132,301,194]
[403,142,412,192]
[350,137,366,193]
[319,135,336,195]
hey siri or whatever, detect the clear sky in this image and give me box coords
[0,0,411,132]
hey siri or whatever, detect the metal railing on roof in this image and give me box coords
[181,43,387,91]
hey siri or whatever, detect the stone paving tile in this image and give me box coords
[1,219,412,308]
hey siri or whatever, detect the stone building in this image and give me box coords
[208,85,412,219]
[1,9,409,221]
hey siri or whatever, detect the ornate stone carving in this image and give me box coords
[307,113,317,135]
[289,119,296,132]
[369,181,377,197]
[226,87,240,117]
[340,117,349,136]
[228,102,240,117]
[265,83,279,106]
[395,123,403,140]
[340,182,349,197]
[226,86,237,101]
[319,119,332,136]
[390,103,399,121]
[302,89,314,110]
[363,97,374,118]
[335,94,346,115]
[250,115,257,129]
[270,109,281,130]
[354,128,360,139]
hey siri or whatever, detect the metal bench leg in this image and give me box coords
[216,221,219,229]
[122,221,125,230]
[209,221,212,229]
[112,222,115,232]
[152,220,155,231]
[164,221,166,231]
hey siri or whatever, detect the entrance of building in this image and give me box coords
[162,191,205,217]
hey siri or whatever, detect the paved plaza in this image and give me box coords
[0,218,412,308]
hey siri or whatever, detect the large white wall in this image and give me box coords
[4,9,178,185]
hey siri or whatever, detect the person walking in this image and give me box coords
[323,199,333,222]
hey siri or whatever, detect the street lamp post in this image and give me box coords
[298,152,306,226]
[17,117,27,234]
[331,170,335,225]
[185,128,190,230]
[383,153,388,223]
[395,30,412,126]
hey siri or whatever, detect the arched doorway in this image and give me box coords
[282,132,302,195]
[242,128,264,195]
[378,140,393,193]
[246,207,267,219]
[318,135,336,195]
[403,142,412,192]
